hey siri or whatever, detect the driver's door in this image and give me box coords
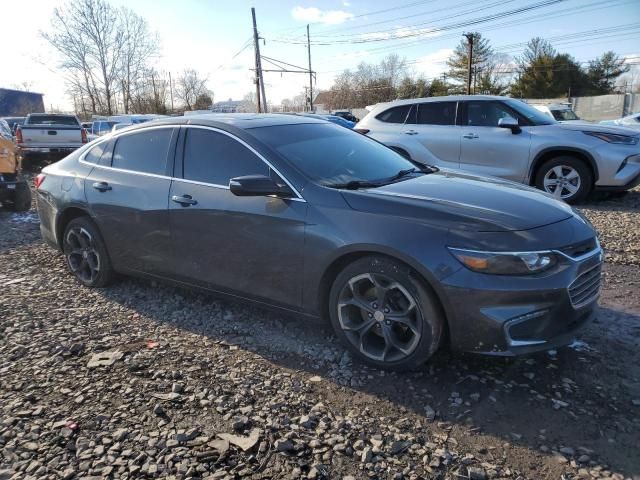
[168,126,307,308]
[458,100,532,182]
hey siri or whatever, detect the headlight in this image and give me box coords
[583,131,638,145]
[448,248,558,275]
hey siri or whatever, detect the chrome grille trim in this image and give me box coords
[568,263,602,308]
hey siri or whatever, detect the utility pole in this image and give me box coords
[464,33,474,95]
[307,24,313,112]
[252,8,267,113]
[168,71,174,112]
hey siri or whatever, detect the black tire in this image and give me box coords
[328,255,443,371]
[6,182,32,212]
[534,156,592,204]
[62,217,114,287]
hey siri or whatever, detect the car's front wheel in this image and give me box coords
[328,256,443,370]
[63,217,114,287]
[535,156,592,204]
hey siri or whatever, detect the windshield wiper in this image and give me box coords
[386,165,439,182]
[325,180,386,190]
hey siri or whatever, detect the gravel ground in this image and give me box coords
[1,180,639,480]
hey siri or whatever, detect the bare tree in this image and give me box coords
[42,0,160,115]
[119,7,159,113]
[175,69,211,111]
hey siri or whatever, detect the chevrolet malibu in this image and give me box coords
[35,114,603,370]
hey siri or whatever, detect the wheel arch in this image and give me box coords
[529,147,599,185]
[56,206,93,249]
[316,246,451,339]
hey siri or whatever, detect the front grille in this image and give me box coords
[568,263,602,308]
[560,238,598,259]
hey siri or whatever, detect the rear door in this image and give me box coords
[406,101,461,169]
[168,126,307,308]
[84,127,177,275]
[458,100,532,181]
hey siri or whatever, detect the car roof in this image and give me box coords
[378,95,511,107]
[125,113,327,130]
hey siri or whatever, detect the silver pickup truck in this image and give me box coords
[16,113,87,156]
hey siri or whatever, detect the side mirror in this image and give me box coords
[498,117,521,134]
[229,175,295,199]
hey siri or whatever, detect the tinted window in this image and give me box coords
[503,99,555,125]
[417,102,457,125]
[27,115,79,126]
[83,142,107,164]
[112,129,172,175]
[376,105,411,123]
[465,101,518,127]
[183,129,268,185]
[250,123,417,186]
[551,109,579,121]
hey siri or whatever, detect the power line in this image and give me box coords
[273,0,567,45]
[311,0,631,65]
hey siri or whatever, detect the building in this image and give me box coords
[210,99,256,113]
[312,91,333,114]
[0,88,45,116]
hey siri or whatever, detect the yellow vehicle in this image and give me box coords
[0,122,31,212]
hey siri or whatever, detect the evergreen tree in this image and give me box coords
[446,32,493,92]
[587,51,630,94]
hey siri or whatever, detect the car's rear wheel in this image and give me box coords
[534,156,592,204]
[63,217,114,287]
[328,256,443,370]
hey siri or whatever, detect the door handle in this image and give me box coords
[92,181,112,192]
[463,133,479,139]
[171,194,198,206]
[404,130,418,135]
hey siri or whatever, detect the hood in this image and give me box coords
[341,170,575,232]
[554,122,640,136]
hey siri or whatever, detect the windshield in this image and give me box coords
[505,99,556,126]
[552,109,579,121]
[250,123,418,186]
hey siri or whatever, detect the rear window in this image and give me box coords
[417,102,457,125]
[376,105,411,123]
[27,115,79,126]
[83,142,108,164]
[112,128,173,175]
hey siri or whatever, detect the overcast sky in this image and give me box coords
[2,0,639,111]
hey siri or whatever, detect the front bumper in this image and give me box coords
[440,246,602,356]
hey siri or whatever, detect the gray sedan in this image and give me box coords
[35,114,602,370]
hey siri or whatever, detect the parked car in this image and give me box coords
[532,103,583,123]
[296,113,355,129]
[600,112,640,131]
[355,95,640,203]
[0,116,26,135]
[87,120,119,141]
[108,114,166,124]
[35,114,602,370]
[111,123,133,132]
[16,113,87,158]
[332,110,359,123]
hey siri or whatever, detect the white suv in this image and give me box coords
[356,95,640,203]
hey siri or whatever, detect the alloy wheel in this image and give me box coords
[543,165,581,200]
[337,273,422,363]
[65,227,101,284]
